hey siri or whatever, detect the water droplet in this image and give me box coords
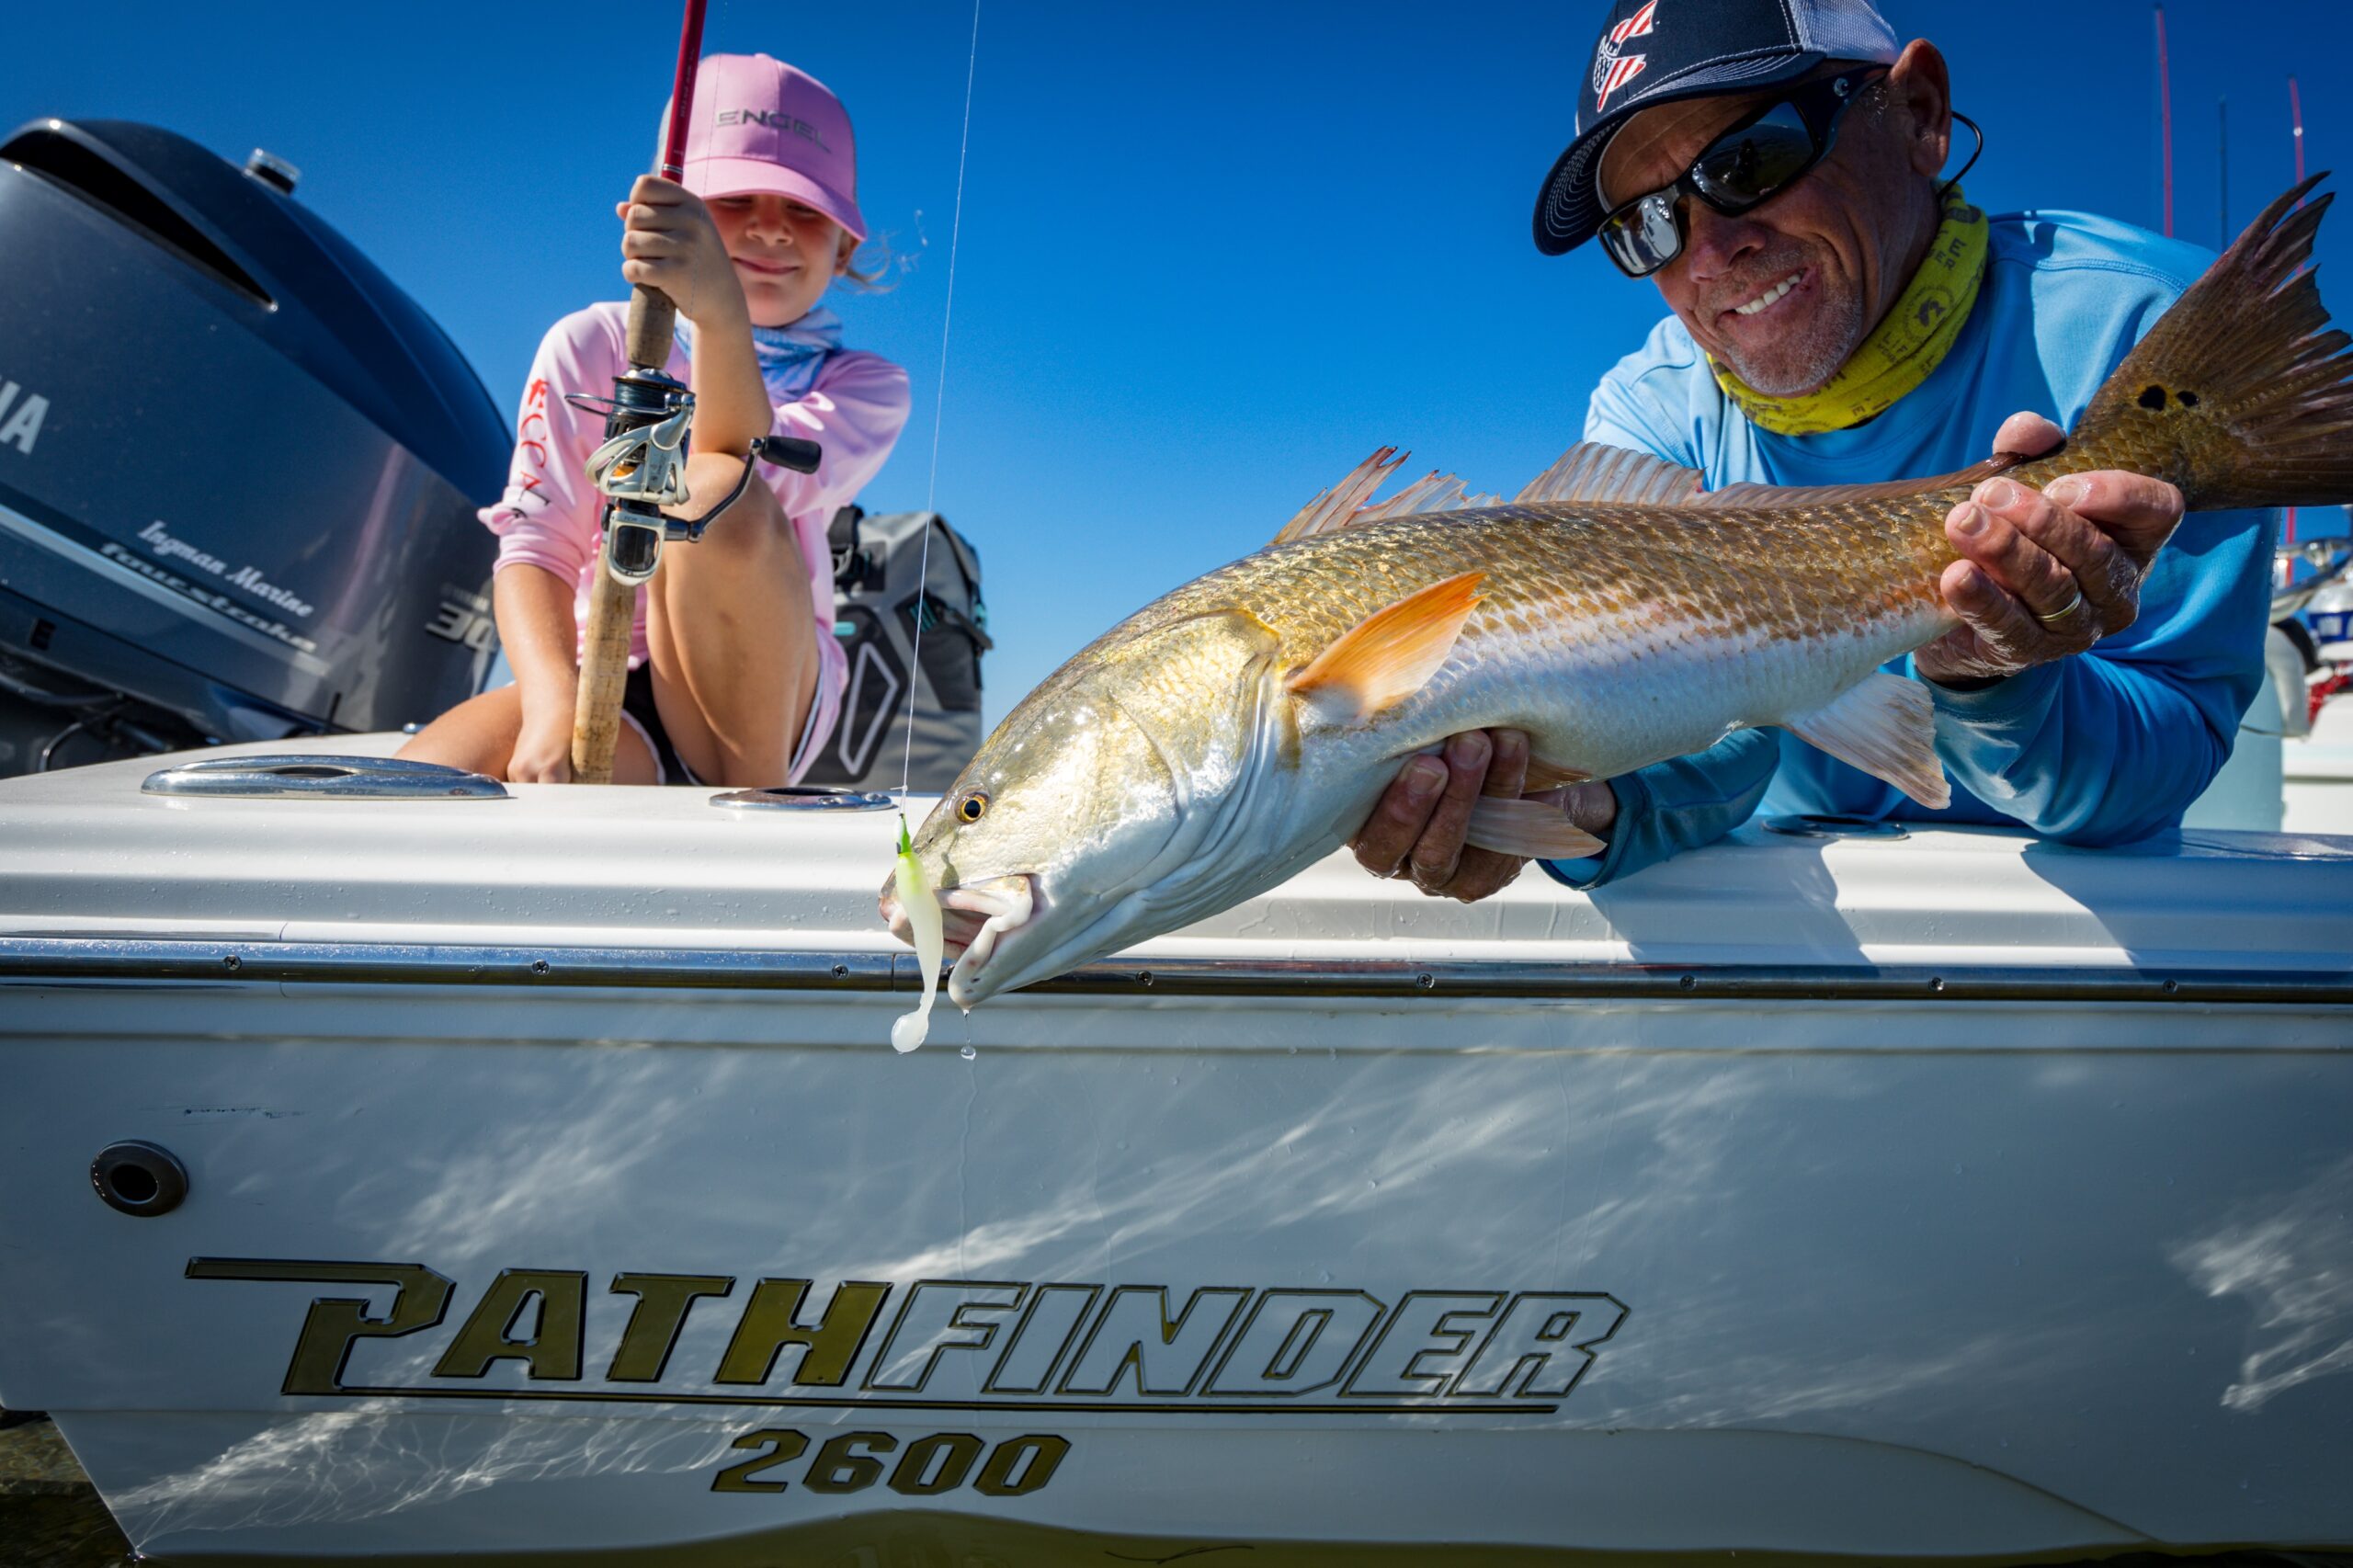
[960,1045,976,1061]
[1367,1178,1380,1189]
[1316,1269,1333,1283]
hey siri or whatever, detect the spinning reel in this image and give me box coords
[566,369,824,585]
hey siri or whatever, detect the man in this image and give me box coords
[1351,0,2273,898]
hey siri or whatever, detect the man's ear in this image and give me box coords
[1887,39,1953,180]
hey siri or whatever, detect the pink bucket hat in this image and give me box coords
[665,53,867,242]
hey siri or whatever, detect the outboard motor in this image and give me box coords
[0,118,506,775]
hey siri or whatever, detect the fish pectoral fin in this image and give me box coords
[1465,796,1605,859]
[1284,572,1484,725]
[1782,673,1952,810]
[1523,754,1594,790]
[1516,442,1706,506]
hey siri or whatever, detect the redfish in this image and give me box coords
[884,180,2353,1016]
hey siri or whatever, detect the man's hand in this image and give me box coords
[617,175,746,329]
[1348,729,1616,902]
[1915,412,2186,687]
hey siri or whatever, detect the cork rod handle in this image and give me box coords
[568,552,637,785]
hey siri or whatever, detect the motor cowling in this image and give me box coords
[0,118,506,774]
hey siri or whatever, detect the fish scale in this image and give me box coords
[1101,500,1967,786]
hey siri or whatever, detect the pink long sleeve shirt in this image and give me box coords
[480,301,911,778]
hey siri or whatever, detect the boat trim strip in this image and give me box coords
[0,936,2347,1006]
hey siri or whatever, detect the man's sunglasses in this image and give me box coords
[1596,65,1888,279]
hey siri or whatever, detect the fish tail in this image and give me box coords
[2063,176,2353,511]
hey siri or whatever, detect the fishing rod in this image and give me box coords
[563,0,823,784]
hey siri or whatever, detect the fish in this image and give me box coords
[881,178,2353,1016]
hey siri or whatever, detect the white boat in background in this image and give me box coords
[2286,696,2353,835]
[3,738,2349,1564]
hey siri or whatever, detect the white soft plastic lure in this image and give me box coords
[890,815,943,1052]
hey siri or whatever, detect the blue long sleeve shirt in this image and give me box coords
[1545,209,2276,892]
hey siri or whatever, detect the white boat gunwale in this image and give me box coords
[3,933,2351,1006]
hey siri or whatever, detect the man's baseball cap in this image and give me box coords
[665,53,867,242]
[1531,0,1900,256]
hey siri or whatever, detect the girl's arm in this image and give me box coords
[616,174,769,457]
[476,310,621,781]
[498,563,585,784]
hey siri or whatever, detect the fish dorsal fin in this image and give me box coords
[1465,796,1604,859]
[1692,452,2028,509]
[1780,672,1951,809]
[1273,448,1407,546]
[1512,445,2029,512]
[1285,571,1484,726]
[1275,452,1495,544]
[1515,442,1706,506]
[1357,470,1473,522]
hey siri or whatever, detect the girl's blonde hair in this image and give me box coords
[835,228,894,291]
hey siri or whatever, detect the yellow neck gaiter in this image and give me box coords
[1710,188,1989,437]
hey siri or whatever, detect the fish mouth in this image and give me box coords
[879,871,1044,1007]
[879,881,986,959]
[941,874,1042,1009]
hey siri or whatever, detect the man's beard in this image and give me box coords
[1711,270,1870,397]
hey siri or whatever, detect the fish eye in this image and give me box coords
[955,790,990,824]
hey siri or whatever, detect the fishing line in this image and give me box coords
[899,0,983,800]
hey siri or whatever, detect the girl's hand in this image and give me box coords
[508,707,576,785]
[617,175,746,329]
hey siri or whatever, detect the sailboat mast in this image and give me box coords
[2155,3,2175,237]
[2290,75,2306,184]
[2220,96,2230,248]
[2288,75,2307,546]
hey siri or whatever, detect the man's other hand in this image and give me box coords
[1915,411,2186,687]
[1348,729,1615,902]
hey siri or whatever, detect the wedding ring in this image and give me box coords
[2033,585,2086,626]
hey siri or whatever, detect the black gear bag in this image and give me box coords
[800,507,989,792]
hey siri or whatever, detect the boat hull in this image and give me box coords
[3,744,2349,1561]
[6,969,2352,1561]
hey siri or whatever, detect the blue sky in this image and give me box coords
[6,1,2348,727]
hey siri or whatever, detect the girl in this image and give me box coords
[403,53,909,785]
